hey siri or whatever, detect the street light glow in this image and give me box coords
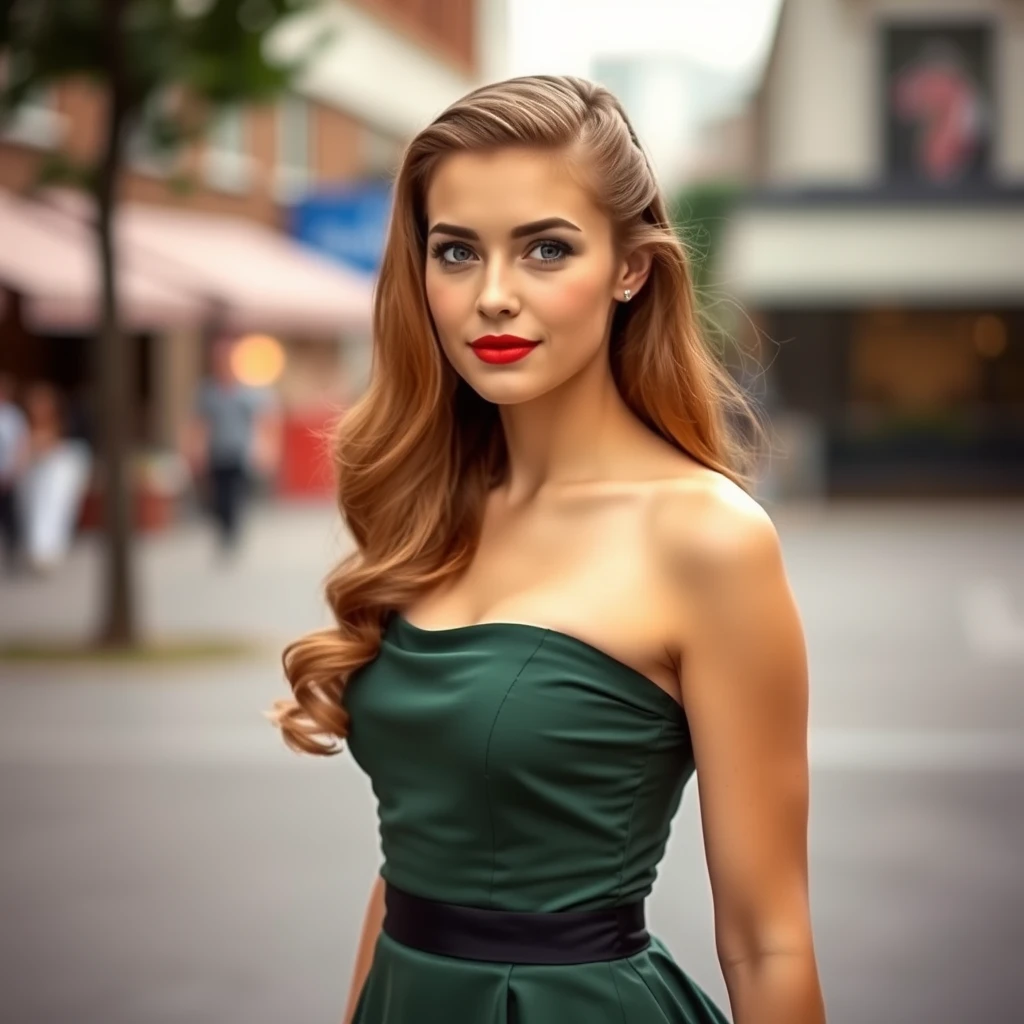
[231,333,286,386]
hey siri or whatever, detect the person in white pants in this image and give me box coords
[18,382,91,573]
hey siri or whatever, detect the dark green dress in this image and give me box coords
[344,613,729,1023]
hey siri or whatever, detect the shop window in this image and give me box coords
[127,89,180,177]
[850,311,983,429]
[882,22,994,186]
[975,313,1024,409]
[363,125,403,181]
[0,60,62,149]
[203,105,252,193]
[275,94,312,203]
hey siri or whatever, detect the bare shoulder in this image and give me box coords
[647,467,782,589]
[645,467,805,702]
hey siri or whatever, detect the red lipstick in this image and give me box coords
[469,334,540,365]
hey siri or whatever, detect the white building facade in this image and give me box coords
[722,0,1024,496]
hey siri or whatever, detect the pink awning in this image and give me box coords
[46,191,374,337]
[0,191,201,332]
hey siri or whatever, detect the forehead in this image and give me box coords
[424,146,604,234]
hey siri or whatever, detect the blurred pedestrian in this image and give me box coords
[18,382,92,573]
[185,336,281,555]
[0,373,28,571]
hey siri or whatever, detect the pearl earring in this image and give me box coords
[623,289,632,302]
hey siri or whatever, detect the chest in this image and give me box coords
[345,628,687,800]
[402,496,682,698]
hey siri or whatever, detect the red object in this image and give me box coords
[470,334,541,365]
[893,60,984,181]
[277,408,341,499]
[79,483,174,533]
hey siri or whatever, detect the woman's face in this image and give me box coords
[423,146,632,406]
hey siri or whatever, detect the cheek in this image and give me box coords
[424,272,466,340]
[535,272,610,331]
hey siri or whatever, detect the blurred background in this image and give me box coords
[0,1,1021,1022]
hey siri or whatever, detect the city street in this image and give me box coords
[1,501,1022,1024]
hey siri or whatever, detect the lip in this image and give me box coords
[469,334,541,365]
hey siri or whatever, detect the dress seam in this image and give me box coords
[608,961,631,1024]
[626,959,674,1023]
[484,633,549,909]
[504,963,515,1023]
[615,719,668,901]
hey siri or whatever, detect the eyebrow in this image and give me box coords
[427,217,583,241]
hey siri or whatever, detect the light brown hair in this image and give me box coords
[272,75,760,755]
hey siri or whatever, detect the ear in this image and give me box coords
[613,245,653,302]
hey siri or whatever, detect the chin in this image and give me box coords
[464,374,545,406]
[464,364,579,408]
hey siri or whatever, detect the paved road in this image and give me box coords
[1,502,1022,1023]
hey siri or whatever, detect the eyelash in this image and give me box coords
[429,239,574,268]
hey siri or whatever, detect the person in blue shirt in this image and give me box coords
[185,337,280,554]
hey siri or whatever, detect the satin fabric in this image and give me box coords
[343,614,729,1023]
[382,881,649,965]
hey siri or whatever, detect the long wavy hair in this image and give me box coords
[272,75,760,755]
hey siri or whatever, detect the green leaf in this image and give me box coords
[2,0,326,198]
[33,151,96,193]
[671,181,743,291]
[166,170,197,196]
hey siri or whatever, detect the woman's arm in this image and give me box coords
[659,482,826,1024]
[342,873,386,1024]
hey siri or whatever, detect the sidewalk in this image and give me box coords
[0,501,352,649]
[1,500,1022,1024]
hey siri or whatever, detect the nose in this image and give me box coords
[476,260,520,321]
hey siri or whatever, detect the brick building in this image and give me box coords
[0,0,504,498]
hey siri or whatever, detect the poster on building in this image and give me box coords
[884,23,993,186]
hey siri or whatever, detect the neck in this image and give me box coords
[496,350,646,503]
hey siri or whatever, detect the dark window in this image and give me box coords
[883,22,994,186]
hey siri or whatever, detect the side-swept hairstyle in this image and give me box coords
[273,75,759,755]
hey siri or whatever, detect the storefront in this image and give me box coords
[763,305,1024,496]
[0,189,374,513]
[721,7,1024,496]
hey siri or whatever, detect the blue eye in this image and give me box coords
[527,240,571,263]
[431,242,475,266]
[428,238,572,268]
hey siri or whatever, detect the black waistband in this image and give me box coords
[382,882,649,965]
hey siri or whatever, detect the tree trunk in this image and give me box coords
[96,0,136,648]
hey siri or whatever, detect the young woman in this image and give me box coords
[274,75,825,1024]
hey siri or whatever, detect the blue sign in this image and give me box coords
[290,182,393,276]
